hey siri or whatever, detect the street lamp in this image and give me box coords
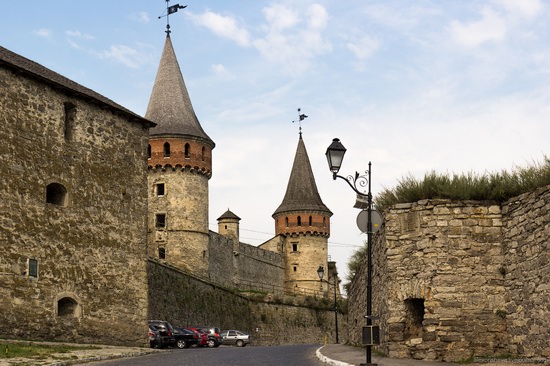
[317,265,324,291]
[326,138,376,365]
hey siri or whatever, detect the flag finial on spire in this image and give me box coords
[292,108,308,137]
[158,0,187,35]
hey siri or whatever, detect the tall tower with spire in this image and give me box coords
[146,33,215,277]
[272,132,332,293]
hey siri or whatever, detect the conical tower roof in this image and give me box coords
[145,35,214,147]
[273,134,332,217]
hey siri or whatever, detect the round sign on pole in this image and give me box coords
[356,210,382,234]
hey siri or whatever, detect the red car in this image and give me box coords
[186,327,208,347]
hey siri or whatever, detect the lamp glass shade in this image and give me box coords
[325,138,346,174]
[317,266,325,280]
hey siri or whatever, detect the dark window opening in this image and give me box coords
[185,143,190,158]
[147,144,151,159]
[64,102,76,140]
[285,217,289,227]
[293,266,297,272]
[46,183,67,206]
[309,216,313,226]
[156,183,165,196]
[224,225,228,229]
[156,213,166,228]
[28,258,38,277]
[58,297,78,317]
[323,217,326,228]
[404,298,425,339]
[158,247,166,259]
[163,142,170,157]
[292,243,298,252]
[201,146,205,161]
[297,216,302,226]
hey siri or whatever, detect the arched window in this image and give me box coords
[297,216,302,226]
[163,142,170,157]
[46,183,68,206]
[147,144,151,159]
[57,297,78,317]
[184,143,190,158]
[309,216,312,226]
[201,146,205,161]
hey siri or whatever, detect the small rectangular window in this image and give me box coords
[158,247,166,259]
[28,258,38,277]
[292,243,298,252]
[156,213,166,228]
[156,183,165,196]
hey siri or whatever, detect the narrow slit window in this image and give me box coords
[156,213,166,228]
[163,142,170,157]
[158,247,166,259]
[309,216,312,226]
[201,146,205,161]
[156,183,165,196]
[28,258,38,278]
[285,217,289,227]
[185,143,190,158]
[147,144,151,159]
[63,102,76,140]
[292,243,298,252]
[297,216,302,226]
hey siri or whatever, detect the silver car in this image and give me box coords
[220,330,250,347]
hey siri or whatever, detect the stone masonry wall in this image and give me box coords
[502,185,550,358]
[147,259,344,345]
[0,65,150,346]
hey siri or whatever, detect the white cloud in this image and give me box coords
[346,34,379,60]
[98,44,152,69]
[66,30,95,40]
[34,28,53,38]
[188,11,250,47]
[493,0,543,19]
[134,11,150,23]
[449,7,507,47]
[262,3,299,31]
[211,64,235,80]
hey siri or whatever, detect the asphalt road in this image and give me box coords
[84,344,325,366]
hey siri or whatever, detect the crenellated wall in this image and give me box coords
[348,186,550,362]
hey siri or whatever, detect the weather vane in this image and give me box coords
[158,0,187,35]
[292,108,308,136]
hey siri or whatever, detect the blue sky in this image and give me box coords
[2,0,549,290]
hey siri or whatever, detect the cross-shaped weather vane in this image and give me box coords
[158,0,187,35]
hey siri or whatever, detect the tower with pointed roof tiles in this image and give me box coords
[146,35,215,277]
[271,133,333,293]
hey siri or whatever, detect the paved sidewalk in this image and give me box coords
[317,344,459,366]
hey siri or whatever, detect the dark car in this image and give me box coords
[148,324,162,349]
[148,320,176,348]
[173,327,200,349]
[220,330,250,347]
[194,326,223,347]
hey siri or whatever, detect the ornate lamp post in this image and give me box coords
[317,265,324,291]
[326,138,376,365]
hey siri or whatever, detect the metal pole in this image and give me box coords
[366,161,373,364]
[334,278,339,343]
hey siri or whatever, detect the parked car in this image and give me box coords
[148,320,176,348]
[220,330,250,347]
[148,324,162,349]
[186,327,208,347]
[194,326,223,347]
[173,327,200,349]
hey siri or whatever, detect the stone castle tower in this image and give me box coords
[146,34,215,277]
[272,133,333,293]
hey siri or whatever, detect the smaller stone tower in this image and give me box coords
[217,209,241,243]
[273,133,332,293]
[146,34,215,277]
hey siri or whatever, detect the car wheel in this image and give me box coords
[176,339,187,349]
[206,339,216,348]
[236,340,244,347]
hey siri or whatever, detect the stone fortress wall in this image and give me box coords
[0,55,151,346]
[347,184,550,361]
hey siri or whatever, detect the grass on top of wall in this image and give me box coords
[376,156,550,212]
